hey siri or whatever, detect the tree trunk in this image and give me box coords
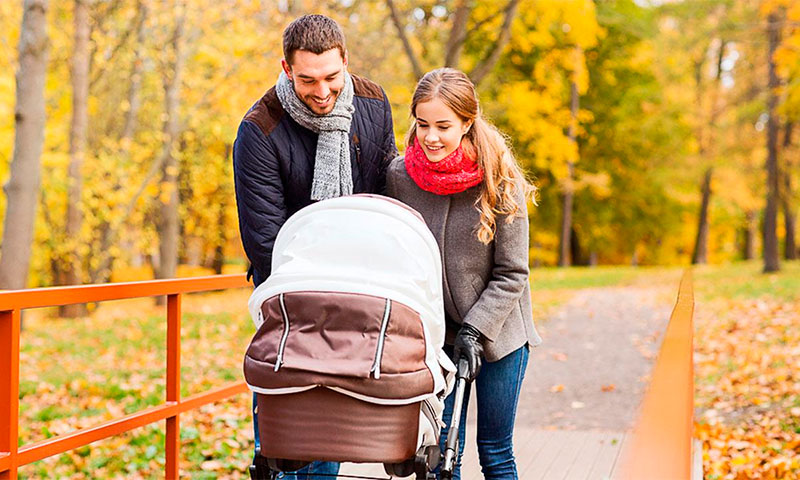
[59,0,91,317]
[0,0,49,290]
[782,121,796,260]
[692,167,713,264]
[211,207,226,275]
[444,0,471,68]
[558,80,579,267]
[91,0,148,283]
[763,12,781,273]
[744,210,757,260]
[386,0,520,84]
[468,0,520,86]
[385,0,424,79]
[154,1,185,304]
[569,228,584,266]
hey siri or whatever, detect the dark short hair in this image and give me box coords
[283,14,346,65]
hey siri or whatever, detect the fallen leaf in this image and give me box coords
[550,384,565,393]
[201,460,223,471]
[550,352,568,362]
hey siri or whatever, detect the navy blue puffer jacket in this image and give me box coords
[233,74,398,286]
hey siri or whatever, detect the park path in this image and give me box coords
[342,281,677,479]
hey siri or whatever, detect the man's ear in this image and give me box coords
[281,59,292,80]
[343,49,349,68]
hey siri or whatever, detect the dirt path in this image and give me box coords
[513,285,676,431]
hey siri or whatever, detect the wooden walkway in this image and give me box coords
[339,426,627,479]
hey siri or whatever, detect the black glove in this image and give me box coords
[453,324,484,382]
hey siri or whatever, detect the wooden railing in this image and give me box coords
[0,274,252,480]
[614,270,696,479]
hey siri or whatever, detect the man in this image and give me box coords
[232,14,397,480]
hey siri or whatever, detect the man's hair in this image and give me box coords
[283,14,346,65]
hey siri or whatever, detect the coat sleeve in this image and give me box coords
[376,89,398,195]
[462,186,530,342]
[232,120,287,281]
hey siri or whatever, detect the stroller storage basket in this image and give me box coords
[257,387,419,463]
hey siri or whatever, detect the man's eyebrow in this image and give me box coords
[295,69,342,80]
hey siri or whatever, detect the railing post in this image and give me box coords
[0,309,21,480]
[165,294,181,479]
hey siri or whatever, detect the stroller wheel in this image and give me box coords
[266,457,312,473]
[384,458,415,477]
[414,445,440,479]
[384,445,440,479]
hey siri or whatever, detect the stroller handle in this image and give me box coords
[440,357,470,479]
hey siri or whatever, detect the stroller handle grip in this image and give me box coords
[456,357,470,381]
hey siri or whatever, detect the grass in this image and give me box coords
[693,260,800,302]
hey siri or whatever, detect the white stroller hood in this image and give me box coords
[248,194,455,401]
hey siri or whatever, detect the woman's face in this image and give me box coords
[414,97,471,163]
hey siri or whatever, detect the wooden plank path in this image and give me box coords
[338,426,627,479]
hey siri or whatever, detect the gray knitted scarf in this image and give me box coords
[276,70,355,200]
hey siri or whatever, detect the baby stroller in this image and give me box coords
[243,195,469,479]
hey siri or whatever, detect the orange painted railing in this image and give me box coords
[0,274,252,480]
[615,270,695,479]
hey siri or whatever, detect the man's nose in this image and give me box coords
[315,82,331,99]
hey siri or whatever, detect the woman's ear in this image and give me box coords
[463,121,473,135]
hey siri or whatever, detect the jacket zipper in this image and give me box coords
[274,293,290,372]
[354,134,361,164]
[371,298,392,379]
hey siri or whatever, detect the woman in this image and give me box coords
[387,68,542,480]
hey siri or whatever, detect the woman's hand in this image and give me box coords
[453,324,484,382]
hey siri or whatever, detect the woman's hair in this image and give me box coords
[406,67,536,244]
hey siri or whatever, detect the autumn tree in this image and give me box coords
[57,0,91,316]
[154,0,186,292]
[0,0,49,290]
[764,7,782,272]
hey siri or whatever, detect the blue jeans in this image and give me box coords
[438,344,529,480]
[253,393,341,479]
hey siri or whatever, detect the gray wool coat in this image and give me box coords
[387,156,542,362]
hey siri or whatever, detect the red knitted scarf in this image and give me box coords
[404,139,484,195]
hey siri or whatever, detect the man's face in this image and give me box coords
[282,48,347,115]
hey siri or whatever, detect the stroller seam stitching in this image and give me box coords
[275,293,290,372]
[371,298,392,379]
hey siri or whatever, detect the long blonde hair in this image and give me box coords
[406,68,536,244]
